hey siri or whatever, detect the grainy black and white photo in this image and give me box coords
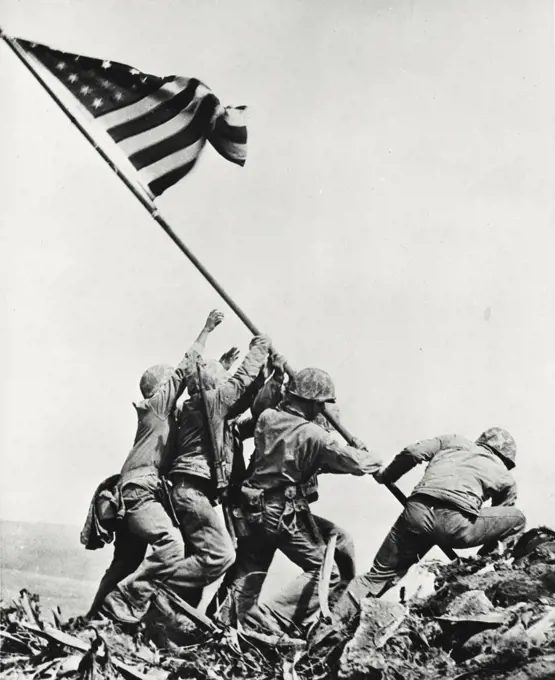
[1,1,554,678]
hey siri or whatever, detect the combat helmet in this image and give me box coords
[476,427,517,469]
[287,367,336,403]
[139,364,174,398]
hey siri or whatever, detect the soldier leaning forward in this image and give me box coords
[232,367,383,633]
[329,427,526,634]
[207,374,358,624]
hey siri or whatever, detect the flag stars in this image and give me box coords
[68,74,79,83]
[101,60,112,69]
[56,61,67,70]
[114,91,124,101]
[92,97,104,109]
[80,85,91,95]
[129,68,140,75]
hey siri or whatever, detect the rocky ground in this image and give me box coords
[1,527,554,680]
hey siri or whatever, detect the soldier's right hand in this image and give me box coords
[205,309,224,331]
[250,334,272,350]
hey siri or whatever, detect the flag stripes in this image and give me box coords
[15,38,247,197]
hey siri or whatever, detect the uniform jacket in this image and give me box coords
[381,433,517,516]
[246,405,383,490]
[169,343,269,483]
[119,341,203,486]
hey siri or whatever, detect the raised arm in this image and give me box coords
[216,335,272,412]
[150,309,224,417]
[192,309,225,353]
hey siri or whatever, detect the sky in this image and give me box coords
[1,0,554,575]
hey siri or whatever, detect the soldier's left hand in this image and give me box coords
[219,346,240,370]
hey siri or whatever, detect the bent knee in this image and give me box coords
[152,528,185,562]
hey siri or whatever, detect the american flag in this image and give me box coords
[14,38,247,197]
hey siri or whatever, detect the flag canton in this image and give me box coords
[20,39,165,117]
[15,36,247,197]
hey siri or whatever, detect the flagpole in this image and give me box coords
[1,30,456,559]
[1,31,269,331]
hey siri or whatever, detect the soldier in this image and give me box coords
[207,382,357,624]
[161,333,272,606]
[330,427,526,629]
[232,367,383,633]
[83,349,240,618]
[100,310,224,624]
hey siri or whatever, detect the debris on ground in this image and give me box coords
[2,527,554,679]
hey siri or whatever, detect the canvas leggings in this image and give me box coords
[168,475,235,600]
[87,520,147,616]
[116,475,235,614]
[115,477,190,614]
[333,495,526,622]
[208,512,355,623]
[216,494,348,629]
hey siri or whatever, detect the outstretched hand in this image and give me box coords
[219,346,240,370]
[205,309,224,332]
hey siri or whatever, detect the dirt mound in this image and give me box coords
[2,527,555,680]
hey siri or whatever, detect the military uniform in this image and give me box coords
[164,340,271,598]
[101,344,205,623]
[333,428,526,623]
[234,401,382,630]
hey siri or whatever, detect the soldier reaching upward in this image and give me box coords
[100,309,224,624]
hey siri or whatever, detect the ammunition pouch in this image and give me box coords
[240,486,265,526]
[231,506,251,538]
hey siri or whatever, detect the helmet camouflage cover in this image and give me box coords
[476,427,517,469]
[287,367,336,403]
[139,364,175,399]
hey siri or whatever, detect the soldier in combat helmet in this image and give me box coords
[327,427,526,633]
[233,366,383,633]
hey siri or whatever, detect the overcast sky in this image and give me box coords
[1,0,554,573]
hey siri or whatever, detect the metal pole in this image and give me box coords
[3,31,457,561]
[2,31,265,336]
